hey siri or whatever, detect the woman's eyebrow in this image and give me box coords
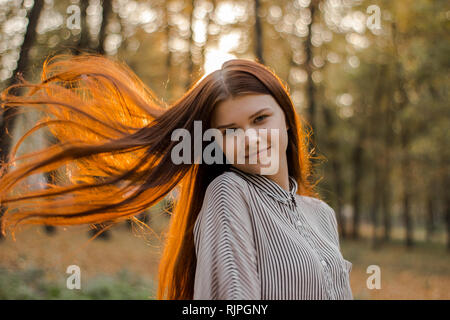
[216,107,272,129]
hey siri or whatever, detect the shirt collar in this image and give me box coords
[228,166,298,205]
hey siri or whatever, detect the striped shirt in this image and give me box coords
[192,166,353,300]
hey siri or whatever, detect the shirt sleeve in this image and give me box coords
[193,175,261,300]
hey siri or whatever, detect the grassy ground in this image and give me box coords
[0,210,170,299]
[0,211,448,299]
[340,238,449,299]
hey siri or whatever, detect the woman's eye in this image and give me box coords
[254,115,268,123]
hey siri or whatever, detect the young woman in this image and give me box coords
[0,53,353,300]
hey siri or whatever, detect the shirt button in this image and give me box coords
[321,260,327,267]
[296,220,302,227]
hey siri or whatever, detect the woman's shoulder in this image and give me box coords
[297,194,333,212]
[297,194,339,241]
[205,170,250,197]
[296,194,337,225]
[296,194,317,204]
[194,170,252,235]
[198,170,253,215]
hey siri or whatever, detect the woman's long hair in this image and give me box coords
[0,53,321,299]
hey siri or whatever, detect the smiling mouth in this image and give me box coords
[245,146,271,159]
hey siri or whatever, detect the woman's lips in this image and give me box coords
[245,146,271,159]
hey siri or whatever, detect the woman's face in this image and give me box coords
[210,94,289,175]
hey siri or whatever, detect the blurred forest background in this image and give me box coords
[0,0,449,299]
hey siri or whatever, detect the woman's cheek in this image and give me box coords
[222,136,241,163]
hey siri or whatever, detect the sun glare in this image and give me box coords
[203,48,237,76]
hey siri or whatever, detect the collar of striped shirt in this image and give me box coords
[228,166,298,205]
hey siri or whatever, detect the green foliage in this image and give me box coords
[0,267,156,300]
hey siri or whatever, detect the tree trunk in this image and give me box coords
[446,186,450,252]
[73,0,90,55]
[351,128,366,240]
[164,2,173,100]
[400,126,414,248]
[185,0,196,90]
[392,22,414,249]
[425,192,435,243]
[304,0,318,142]
[0,0,44,240]
[97,0,112,55]
[381,103,393,242]
[89,0,113,239]
[370,159,382,249]
[322,102,346,239]
[440,153,450,251]
[0,0,44,164]
[254,0,264,64]
[200,0,215,71]
[367,65,386,248]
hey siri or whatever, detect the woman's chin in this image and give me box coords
[233,160,279,175]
